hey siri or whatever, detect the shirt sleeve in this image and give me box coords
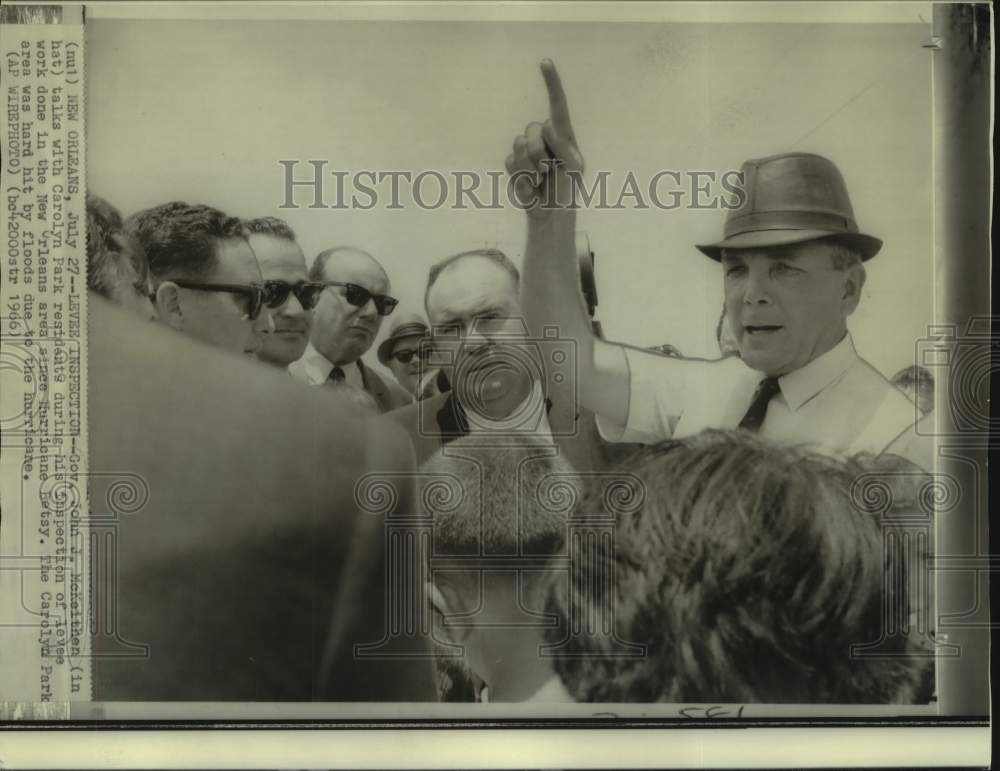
[595,346,710,444]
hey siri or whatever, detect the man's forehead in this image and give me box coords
[318,250,388,290]
[248,234,307,276]
[212,237,261,280]
[427,258,518,316]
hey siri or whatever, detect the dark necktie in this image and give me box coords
[328,366,345,384]
[738,377,781,432]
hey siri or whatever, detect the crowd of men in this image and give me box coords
[84,60,936,704]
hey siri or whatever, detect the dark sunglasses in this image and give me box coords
[322,281,398,316]
[390,347,432,365]
[166,280,266,320]
[263,280,325,311]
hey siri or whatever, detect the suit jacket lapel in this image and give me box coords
[358,361,388,412]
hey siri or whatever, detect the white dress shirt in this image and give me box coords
[597,334,924,465]
[288,341,365,390]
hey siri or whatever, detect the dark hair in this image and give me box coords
[124,201,245,282]
[86,193,150,299]
[546,429,931,703]
[308,245,382,283]
[891,365,934,391]
[421,434,573,558]
[243,216,297,241]
[890,366,934,416]
[424,248,520,310]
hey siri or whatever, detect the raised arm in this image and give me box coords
[507,60,630,426]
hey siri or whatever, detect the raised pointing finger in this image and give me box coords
[541,58,574,139]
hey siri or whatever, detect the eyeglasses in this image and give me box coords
[390,347,431,365]
[168,280,266,320]
[263,280,325,311]
[322,281,398,316]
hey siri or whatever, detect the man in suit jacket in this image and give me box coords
[385,248,603,471]
[289,245,411,413]
[88,297,435,702]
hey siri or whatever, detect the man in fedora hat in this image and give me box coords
[505,60,926,468]
[377,311,431,399]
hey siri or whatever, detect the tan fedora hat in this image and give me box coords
[377,311,430,365]
[696,152,882,261]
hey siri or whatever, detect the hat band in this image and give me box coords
[390,323,429,339]
[725,209,858,239]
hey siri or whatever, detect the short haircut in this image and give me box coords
[86,193,150,299]
[124,201,245,283]
[308,245,382,283]
[424,248,520,311]
[547,429,931,704]
[822,238,864,271]
[243,216,297,241]
[421,435,573,559]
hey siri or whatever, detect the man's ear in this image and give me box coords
[426,579,471,643]
[154,281,184,331]
[841,264,866,316]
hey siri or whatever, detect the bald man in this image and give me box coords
[289,246,411,413]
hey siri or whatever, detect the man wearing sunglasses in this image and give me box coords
[126,201,271,355]
[376,312,432,399]
[289,246,411,413]
[244,217,319,367]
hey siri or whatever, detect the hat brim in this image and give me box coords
[377,332,428,365]
[696,229,883,262]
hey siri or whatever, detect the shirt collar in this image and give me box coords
[777,333,858,411]
[299,341,363,389]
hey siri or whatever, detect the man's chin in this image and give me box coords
[259,342,308,366]
[740,350,792,377]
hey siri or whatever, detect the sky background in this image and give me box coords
[86,10,934,380]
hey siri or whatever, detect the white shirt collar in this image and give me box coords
[297,341,363,389]
[777,333,858,411]
[465,378,552,438]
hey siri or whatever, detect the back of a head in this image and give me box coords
[125,201,244,282]
[547,429,931,704]
[421,435,573,559]
[86,193,152,308]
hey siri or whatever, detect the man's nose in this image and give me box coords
[281,294,306,318]
[743,266,772,305]
[254,308,276,336]
[356,296,379,321]
[463,323,492,352]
